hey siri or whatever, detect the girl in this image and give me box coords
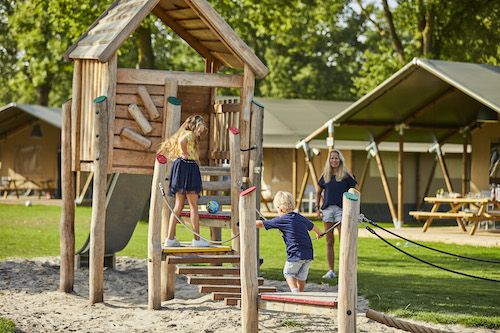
[315,149,357,279]
[158,114,210,247]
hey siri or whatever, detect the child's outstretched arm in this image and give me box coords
[256,220,264,228]
[312,224,323,239]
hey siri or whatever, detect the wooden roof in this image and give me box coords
[65,0,268,78]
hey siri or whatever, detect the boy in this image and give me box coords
[256,191,323,293]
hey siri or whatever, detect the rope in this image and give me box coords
[158,183,239,245]
[362,223,500,283]
[362,217,500,264]
[366,309,451,333]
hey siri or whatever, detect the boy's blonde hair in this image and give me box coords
[273,191,295,213]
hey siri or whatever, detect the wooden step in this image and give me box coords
[198,195,231,206]
[225,298,239,306]
[199,285,277,294]
[199,166,231,176]
[202,180,231,191]
[163,243,232,255]
[166,255,240,265]
[212,292,241,301]
[259,292,338,316]
[176,266,240,276]
[188,276,263,286]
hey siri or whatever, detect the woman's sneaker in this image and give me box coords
[322,270,336,279]
[164,237,181,247]
[192,238,211,247]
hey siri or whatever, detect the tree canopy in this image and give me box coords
[0,0,498,107]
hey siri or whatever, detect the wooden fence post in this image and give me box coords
[337,188,360,333]
[89,96,109,304]
[239,186,258,333]
[60,99,75,293]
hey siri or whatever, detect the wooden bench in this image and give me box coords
[409,211,475,219]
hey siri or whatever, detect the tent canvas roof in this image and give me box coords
[0,103,61,140]
[303,58,500,145]
[65,0,268,78]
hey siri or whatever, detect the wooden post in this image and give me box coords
[229,128,243,253]
[71,60,82,171]
[302,142,320,192]
[292,149,297,199]
[371,144,397,227]
[418,157,437,210]
[152,94,180,308]
[239,64,255,177]
[161,81,180,301]
[60,100,75,293]
[434,145,454,193]
[462,134,468,197]
[239,186,258,333]
[295,168,310,211]
[397,130,404,226]
[89,96,109,304]
[358,153,371,192]
[337,188,360,333]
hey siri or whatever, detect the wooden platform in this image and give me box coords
[163,243,232,254]
[259,292,338,315]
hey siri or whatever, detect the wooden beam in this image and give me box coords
[229,128,243,253]
[295,168,310,212]
[161,80,179,302]
[240,64,255,177]
[71,60,82,171]
[137,85,161,120]
[436,148,454,193]
[106,54,117,171]
[292,149,297,199]
[183,0,268,78]
[397,131,404,226]
[89,96,109,304]
[418,157,437,210]
[60,100,75,293]
[117,68,243,88]
[371,143,397,225]
[358,153,371,192]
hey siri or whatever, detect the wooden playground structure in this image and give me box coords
[59,0,270,315]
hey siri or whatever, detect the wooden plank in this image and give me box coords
[225,298,239,306]
[117,83,164,95]
[187,28,219,41]
[211,51,243,68]
[176,266,239,275]
[198,195,231,206]
[201,41,230,53]
[184,0,269,78]
[199,166,230,176]
[409,212,474,218]
[117,68,243,88]
[181,216,231,229]
[112,148,156,167]
[106,54,117,172]
[239,64,255,177]
[259,299,336,316]
[213,292,241,301]
[177,18,207,30]
[188,276,263,285]
[163,245,232,254]
[153,7,211,60]
[89,96,109,304]
[202,180,230,191]
[165,255,240,265]
[200,285,275,294]
[99,0,161,62]
[165,7,197,19]
[137,85,161,120]
[60,100,75,293]
[229,129,242,252]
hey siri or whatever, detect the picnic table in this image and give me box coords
[409,197,500,235]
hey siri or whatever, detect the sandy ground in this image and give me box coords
[0,257,496,333]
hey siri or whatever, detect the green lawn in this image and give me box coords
[0,204,499,328]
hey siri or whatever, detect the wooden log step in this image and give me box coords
[188,276,264,286]
[212,292,241,301]
[225,298,239,306]
[166,255,240,265]
[199,285,277,294]
[176,266,240,276]
[199,166,231,176]
[202,180,231,191]
[259,292,338,316]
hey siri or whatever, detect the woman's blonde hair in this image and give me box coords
[321,149,349,182]
[273,191,295,213]
[157,115,206,160]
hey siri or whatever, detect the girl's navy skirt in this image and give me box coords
[168,158,202,196]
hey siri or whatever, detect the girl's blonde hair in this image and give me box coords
[273,191,295,213]
[157,115,206,160]
[321,149,349,182]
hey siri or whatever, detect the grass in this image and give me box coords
[0,203,499,328]
[0,317,15,333]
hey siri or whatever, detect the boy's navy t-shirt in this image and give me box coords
[263,212,314,262]
[318,174,357,209]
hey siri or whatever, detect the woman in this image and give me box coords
[316,149,357,279]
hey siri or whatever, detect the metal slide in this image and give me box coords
[76,173,152,268]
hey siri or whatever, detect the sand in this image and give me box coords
[0,257,495,333]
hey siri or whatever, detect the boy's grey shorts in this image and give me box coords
[322,205,342,223]
[283,259,312,281]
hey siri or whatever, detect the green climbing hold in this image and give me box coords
[343,192,358,201]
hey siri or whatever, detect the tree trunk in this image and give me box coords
[382,0,405,63]
[422,4,435,56]
[136,25,155,69]
[37,77,51,106]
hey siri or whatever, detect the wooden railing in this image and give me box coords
[210,98,240,165]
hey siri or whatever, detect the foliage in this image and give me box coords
[1,204,499,328]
